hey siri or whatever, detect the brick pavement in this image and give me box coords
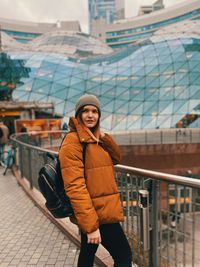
[0,168,99,267]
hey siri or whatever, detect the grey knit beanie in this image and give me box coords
[75,94,101,117]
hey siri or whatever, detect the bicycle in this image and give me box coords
[0,145,15,175]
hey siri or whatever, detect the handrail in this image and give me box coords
[115,165,200,188]
[10,132,61,155]
[11,131,200,267]
[111,128,200,145]
[11,131,200,188]
[11,137,59,155]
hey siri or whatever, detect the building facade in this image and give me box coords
[138,0,164,16]
[1,16,200,131]
[92,0,200,48]
[89,0,124,34]
[0,17,81,43]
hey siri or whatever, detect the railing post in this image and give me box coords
[176,129,178,143]
[149,180,158,267]
[160,130,163,144]
[28,148,33,189]
[19,145,24,178]
[139,190,150,251]
[145,131,147,144]
[12,145,17,166]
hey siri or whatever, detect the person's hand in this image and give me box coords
[87,229,101,244]
[100,131,105,138]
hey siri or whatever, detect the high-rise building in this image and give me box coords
[138,0,165,16]
[92,0,200,48]
[89,0,124,34]
[115,0,125,20]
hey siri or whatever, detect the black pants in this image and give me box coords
[78,223,132,267]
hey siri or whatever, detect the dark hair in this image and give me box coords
[77,106,100,132]
[75,105,101,118]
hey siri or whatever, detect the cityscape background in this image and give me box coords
[0,0,184,32]
[0,0,200,266]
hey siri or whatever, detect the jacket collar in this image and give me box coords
[69,117,101,143]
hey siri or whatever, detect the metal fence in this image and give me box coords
[112,128,200,145]
[115,165,200,267]
[11,132,200,267]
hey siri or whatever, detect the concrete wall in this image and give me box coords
[120,143,200,176]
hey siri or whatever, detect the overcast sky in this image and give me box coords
[0,0,185,32]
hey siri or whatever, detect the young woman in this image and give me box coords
[59,94,132,267]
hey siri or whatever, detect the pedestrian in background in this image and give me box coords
[61,121,69,132]
[0,120,9,164]
[59,94,132,267]
[20,124,28,133]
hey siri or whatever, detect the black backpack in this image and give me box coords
[38,140,87,219]
[0,127,3,138]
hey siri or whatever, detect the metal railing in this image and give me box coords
[115,165,200,267]
[112,128,200,145]
[11,131,200,267]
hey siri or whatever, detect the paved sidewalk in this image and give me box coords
[0,168,98,267]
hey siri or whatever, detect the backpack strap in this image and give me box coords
[82,142,87,166]
[59,133,68,150]
[82,142,87,179]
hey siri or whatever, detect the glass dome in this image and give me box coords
[25,31,113,56]
[1,20,200,130]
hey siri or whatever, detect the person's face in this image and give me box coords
[81,105,99,129]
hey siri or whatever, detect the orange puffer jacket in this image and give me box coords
[59,117,124,234]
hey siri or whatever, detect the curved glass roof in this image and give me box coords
[25,31,113,56]
[1,21,200,131]
[0,31,25,50]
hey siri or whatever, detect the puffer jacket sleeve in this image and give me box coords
[100,133,121,165]
[59,136,99,233]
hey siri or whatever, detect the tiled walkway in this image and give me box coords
[0,168,98,267]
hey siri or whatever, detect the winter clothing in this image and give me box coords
[78,223,132,267]
[75,94,101,117]
[59,116,124,234]
[0,123,9,145]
